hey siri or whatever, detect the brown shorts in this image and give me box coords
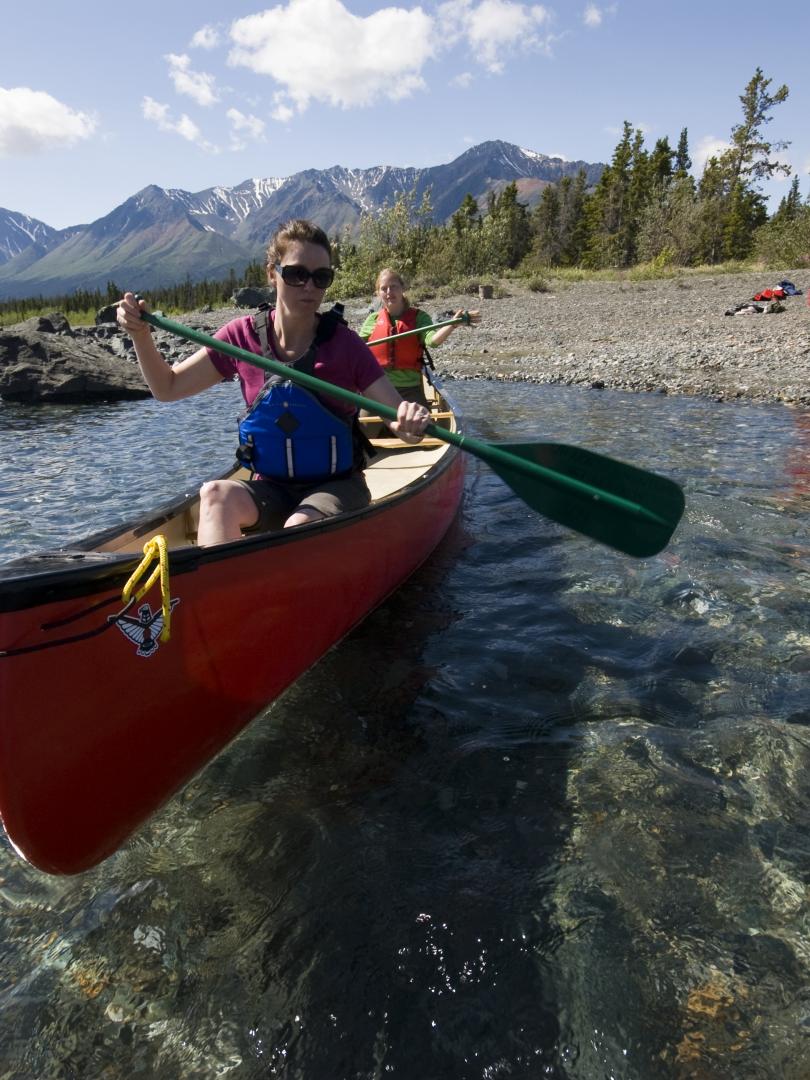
[236,472,371,533]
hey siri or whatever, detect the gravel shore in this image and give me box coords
[187,270,810,408]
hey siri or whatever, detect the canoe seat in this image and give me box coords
[369,437,446,450]
[357,411,452,427]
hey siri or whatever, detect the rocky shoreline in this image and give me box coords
[391,270,810,408]
[2,270,808,406]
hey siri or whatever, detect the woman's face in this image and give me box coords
[270,240,332,316]
[378,273,405,316]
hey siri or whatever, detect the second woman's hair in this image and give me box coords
[375,267,405,292]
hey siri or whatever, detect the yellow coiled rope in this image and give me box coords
[121,534,173,642]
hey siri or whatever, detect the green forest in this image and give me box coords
[1,67,807,326]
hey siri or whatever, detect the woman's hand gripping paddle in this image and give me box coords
[139,310,685,557]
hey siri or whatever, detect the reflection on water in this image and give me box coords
[1,383,809,1078]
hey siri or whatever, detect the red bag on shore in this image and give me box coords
[752,288,787,301]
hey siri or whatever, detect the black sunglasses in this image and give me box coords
[276,264,334,289]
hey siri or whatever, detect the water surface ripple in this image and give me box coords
[1,381,808,1078]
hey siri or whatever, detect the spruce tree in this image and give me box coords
[483,182,531,269]
[696,69,790,263]
[561,170,589,266]
[452,193,480,234]
[649,137,675,194]
[531,183,561,265]
[674,128,692,179]
[772,176,802,223]
[583,122,657,268]
[696,156,727,264]
[722,181,766,260]
[722,67,791,187]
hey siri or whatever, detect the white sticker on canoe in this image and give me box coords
[112,599,180,658]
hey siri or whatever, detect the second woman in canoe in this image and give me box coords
[359,268,480,408]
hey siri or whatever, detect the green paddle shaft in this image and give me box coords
[368,312,469,346]
[139,310,684,556]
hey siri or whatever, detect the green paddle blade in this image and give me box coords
[488,441,685,557]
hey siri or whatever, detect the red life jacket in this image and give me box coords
[366,307,424,372]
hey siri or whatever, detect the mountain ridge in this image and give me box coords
[0,140,604,300]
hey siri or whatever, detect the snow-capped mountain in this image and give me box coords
[0,141,604,300]
[0,209,64,265]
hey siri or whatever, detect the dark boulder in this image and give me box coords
[15,312,74,336]
[0,323,150,403]
[232,285,275,308]
[95,303,120,324]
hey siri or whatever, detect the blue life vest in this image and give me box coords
[237,305,359,482]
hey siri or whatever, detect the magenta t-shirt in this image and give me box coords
[204,312,385,416]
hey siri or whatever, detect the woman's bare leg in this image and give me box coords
[284,508,325,528]
[197,479,260,545]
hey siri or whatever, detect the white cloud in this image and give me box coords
[141,97,219,152]
[452,72,474,88]
[439,0,554,74]
[693,134,732,175]
[191,24,220,49]
[583,3,602,26]
[166,53,220,107]
[0,86,96,156]
[583,3,616,27]
[269,92,294,124]
[227,0,435,115]
[227,107,266,149]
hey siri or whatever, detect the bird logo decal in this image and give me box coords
[112,599,181,657]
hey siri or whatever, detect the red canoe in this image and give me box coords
[0,388,463,874]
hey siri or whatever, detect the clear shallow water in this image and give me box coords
[0,381,809,1078]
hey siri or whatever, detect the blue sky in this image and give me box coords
[2,0,808,229]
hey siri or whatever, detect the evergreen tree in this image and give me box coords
[622,128,652,263]
[445,193,483,276]
[772,175,802,223]
[695,156,727,264]
[583,122,644,267]
[649,137,675,194]
[560,169,589,265]
[674,128,692,179]
[722,181,766,260]
[721,67,791,188]
[451,193,480,235]
[701,68,791,262]
[531,183,561,265]
[481,182,531,270]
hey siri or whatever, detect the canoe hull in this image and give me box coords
[0,449,463,874]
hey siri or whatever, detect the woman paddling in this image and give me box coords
[359,268,480,408]
[117,220,430,546]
